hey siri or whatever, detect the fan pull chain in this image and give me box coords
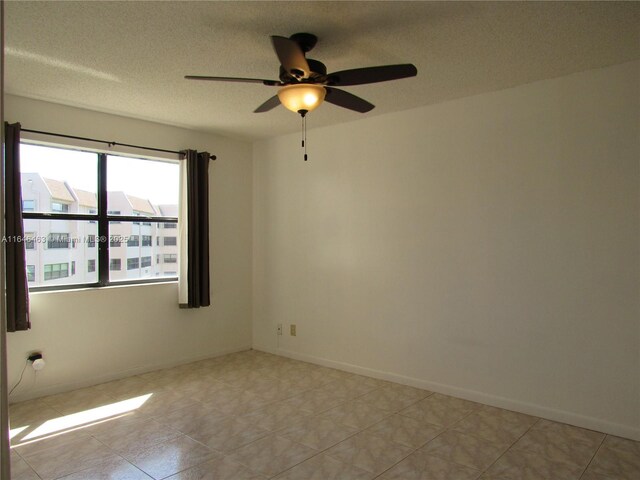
[299,109,309,161]
[303,114,308,161]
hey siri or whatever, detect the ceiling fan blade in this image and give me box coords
[324,87,374,113]
[254,95,281,113]
[325,64,417,86]
[185,75,282,86]
[271,36,310,79]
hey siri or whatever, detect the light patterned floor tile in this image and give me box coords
[10,452,41,480]
[40,385,116,415]
[399,393,480,427]
[485,448,585,480]
[163,456,267,479]
[9,398,62,428]
[419,429,508,471]
[229,434,318,477]
[240,401,311,432]
[451,406,538,445]
[283,387,350,414]
[325,431,413,475]
[184,415,271,453]
[378,450,481,480]
[279,415,359,450]
[20,436,120,480]
[366,414,443,449]
[56,457,152,479]
[587,445,640,480]
[152,402,227,433]
[512,420,603,468]
[602,435,640,456]
[274,453,374,480]
[320,400,390,430]
[356,386,424,413]
[134,388,201,417]
[92,417,182,458]
[128,435,221,480]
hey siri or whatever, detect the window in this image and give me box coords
[156,236,160,246]
[26,265,35,282]
[25,233,36,250]
[127,235,140,247]
[51,202,69,212]
[164,223,177,229]
[163,254,177,264]
[127,258,140,270]
[44,263,69,281]
[20,143,179,290]
[163,236,177,246]
[47,233,70,249]
[156,254,160,264]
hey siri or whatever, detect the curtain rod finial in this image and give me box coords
[210,155,217,161]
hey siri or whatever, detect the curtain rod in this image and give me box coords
[20,128,217,160]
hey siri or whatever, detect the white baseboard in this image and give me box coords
[9,344,252,404]
[253,344,640,441]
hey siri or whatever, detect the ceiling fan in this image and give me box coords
[185,33,418,117]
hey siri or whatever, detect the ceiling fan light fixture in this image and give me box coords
[278,84,326,114]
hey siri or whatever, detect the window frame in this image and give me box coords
[22,149,179,292]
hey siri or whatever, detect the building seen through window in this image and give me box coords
[20,143,179,289]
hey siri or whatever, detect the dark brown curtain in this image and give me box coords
[182,149,210,308]
[4,122,30,331]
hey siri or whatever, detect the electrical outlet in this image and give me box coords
[277,324,283,335]
[290,324,297,336]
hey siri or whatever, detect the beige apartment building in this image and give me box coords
[21,173,178,287]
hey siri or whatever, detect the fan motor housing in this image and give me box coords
[280,59,327,83]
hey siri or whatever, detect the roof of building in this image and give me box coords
[157,204,178,217]
[127,195,156,214]
[73,188,97,207]
[43,178,74,202]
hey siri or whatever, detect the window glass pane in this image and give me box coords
[109,222,177,282]
[107,155,178,218]
[20,144,97,215]
[23,219,98,287]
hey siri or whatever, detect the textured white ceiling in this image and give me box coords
[5,1,640,140]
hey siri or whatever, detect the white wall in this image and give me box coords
[6,95,254,401]
[253,61,640,439]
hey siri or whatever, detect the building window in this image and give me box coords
[26,265,35,282]
[164,223,177,229]
[44,263,69,281]
[127,258,140,270]
[20,143,179,290]
[156,254,160,264]
[163,236,177,246]
[163,254,177,264]
[25,233,36,250]
[51,202,70,213]
[47,233,70,249]
[127,235,140,247]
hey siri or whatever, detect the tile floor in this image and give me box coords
[8,350,640,480]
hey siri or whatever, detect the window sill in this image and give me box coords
[29,278,178,294]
